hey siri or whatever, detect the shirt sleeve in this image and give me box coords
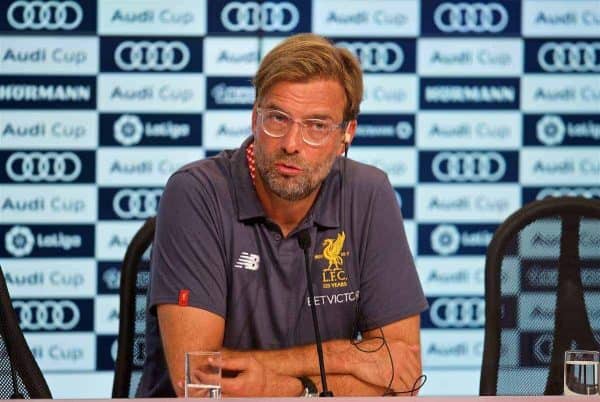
[357,174,428,331]
[148,170,228,318]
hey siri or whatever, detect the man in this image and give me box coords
[138,33,428,397]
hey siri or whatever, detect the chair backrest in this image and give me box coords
[112,217,155,398]
[480,196,600,395]
[0,264,52,399]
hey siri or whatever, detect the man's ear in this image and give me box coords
[340,120,357,153]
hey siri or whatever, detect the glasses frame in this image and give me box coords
[256,107,347,147]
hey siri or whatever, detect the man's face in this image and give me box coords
[252,80,353,201]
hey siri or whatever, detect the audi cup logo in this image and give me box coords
[337,41,404,73]
[536,187,600,200]
[5,225,35,257]
[433,2,508,33]
[220,1,299,32]
[6,151,82,182]
[114,41,190,72]
[7,0,83,30]
[429,297,485,328]
[536,115,566,146]
[114,115,144,146]
[432,151,506,182]
[538,42,600,73]
[113,189,162,219]
[13,300,80,331]
[430,224,460,255]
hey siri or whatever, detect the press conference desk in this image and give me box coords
[16,397,586,401]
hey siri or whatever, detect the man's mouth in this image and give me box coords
[274,162,303,176]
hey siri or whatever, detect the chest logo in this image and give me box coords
[315,231,349,289]
[234,252,260,271]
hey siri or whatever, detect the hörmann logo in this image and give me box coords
[208,79,255,108]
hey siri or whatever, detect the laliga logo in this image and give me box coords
[430,224,460,255]
[114,115,144,146]
[7,0,83,30]
[434,2,508,33]
[113,189,162,219]
[5,226,35,257]
[13,300,80,331]
[114,41,190,71]
[538,42,600,73]
[6,151,82,182]
[432,151,506,182]
[536,115,566,146]
[429,297,485,328]
[336,41,404,73]
[221,1,299,32]
[102,267,121,290]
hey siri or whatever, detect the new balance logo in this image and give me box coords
[234,252,260,271]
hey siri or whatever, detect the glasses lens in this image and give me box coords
[303,119,332,145]
[262,110,289,137]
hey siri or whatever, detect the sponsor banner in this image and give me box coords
[0,0,96,33]
[417,257,485,296]
[98,0,206,35]
[0,185,96,223]
[525,39,600,74]
[98,187,162,220]
[520,332,555,367]
[417,112,521,149]
[403,220,417,258]
[0,111,97,149]
[203,110,251,150]
[94,294,119,334]
[100,113,201,147]
[422,296,485,329]
[96,148,202,186]
[100,36,202,73]
[95,221,147,260]
[522,0,600,37]
[1,259,96,298]
[522,186,600,203]
[361,75,418,113]
[13,298,93,332]
[520,148,600,185]
[0,224,94,258]
[312,0,419,37]
[97,262,150,295]
[26,333,95,371]
[521,75,600,112]
[333,38,415,73]
[0,76,96,110]
[416,184,520,223]
[206,77,254,109]
[418,38,522,76]
[0,36,98,75]
[521,259,600,291]
[421,0,520,37]
[419,150,519,183]
[518,292,600,331]
[96,335,118,370]
[420,78,520,110]
[97,74,205,112]
[518,219,600,259]
[524,114,600,147]
[421,329,484,367]
[0,150,95,184]
[419,368,483,396]
[203,37,259,76]
[208,0,309,35]
[394,187,414,220]
[348,147,417,186]
[45,372,114,398]
[418,223,497,256]
[354,114,414,146]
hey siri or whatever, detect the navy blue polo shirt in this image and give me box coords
[137,137,427,397]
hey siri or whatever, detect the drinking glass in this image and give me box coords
[185,351,222,398]
[564,350,599,396]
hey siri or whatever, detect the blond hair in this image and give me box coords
[253,33,363,121]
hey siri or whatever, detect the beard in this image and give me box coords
[253,142,338,201]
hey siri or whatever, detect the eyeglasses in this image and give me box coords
[256,107,347,147]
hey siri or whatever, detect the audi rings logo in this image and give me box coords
[538,42,600,73]
[114,115,144,146]
[429,297,485,328]
[7,1,83,30]
[337,41,404,73]
[537,187,600,200]
[220,1,299,32]
[6,152,82,182]
[433,2,508,33]
[5,226,35,257]
[13,300,80,331]
[430,224,460,255]
[114,41,190,71]
[113,189,162,219]
[432,151,506,182]
[536,115,566,146]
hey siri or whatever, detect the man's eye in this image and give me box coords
[308,121,329,131]
[270,113,288,123]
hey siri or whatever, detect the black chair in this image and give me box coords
[0,264,52,399]
[480,196,600,395]
[112,217,155,398]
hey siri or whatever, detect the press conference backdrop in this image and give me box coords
[0,0,599,397]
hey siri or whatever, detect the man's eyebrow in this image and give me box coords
[262,103,335,120]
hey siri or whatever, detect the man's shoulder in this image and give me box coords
[170,149,236,186]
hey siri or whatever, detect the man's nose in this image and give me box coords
[279,122,302,154]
